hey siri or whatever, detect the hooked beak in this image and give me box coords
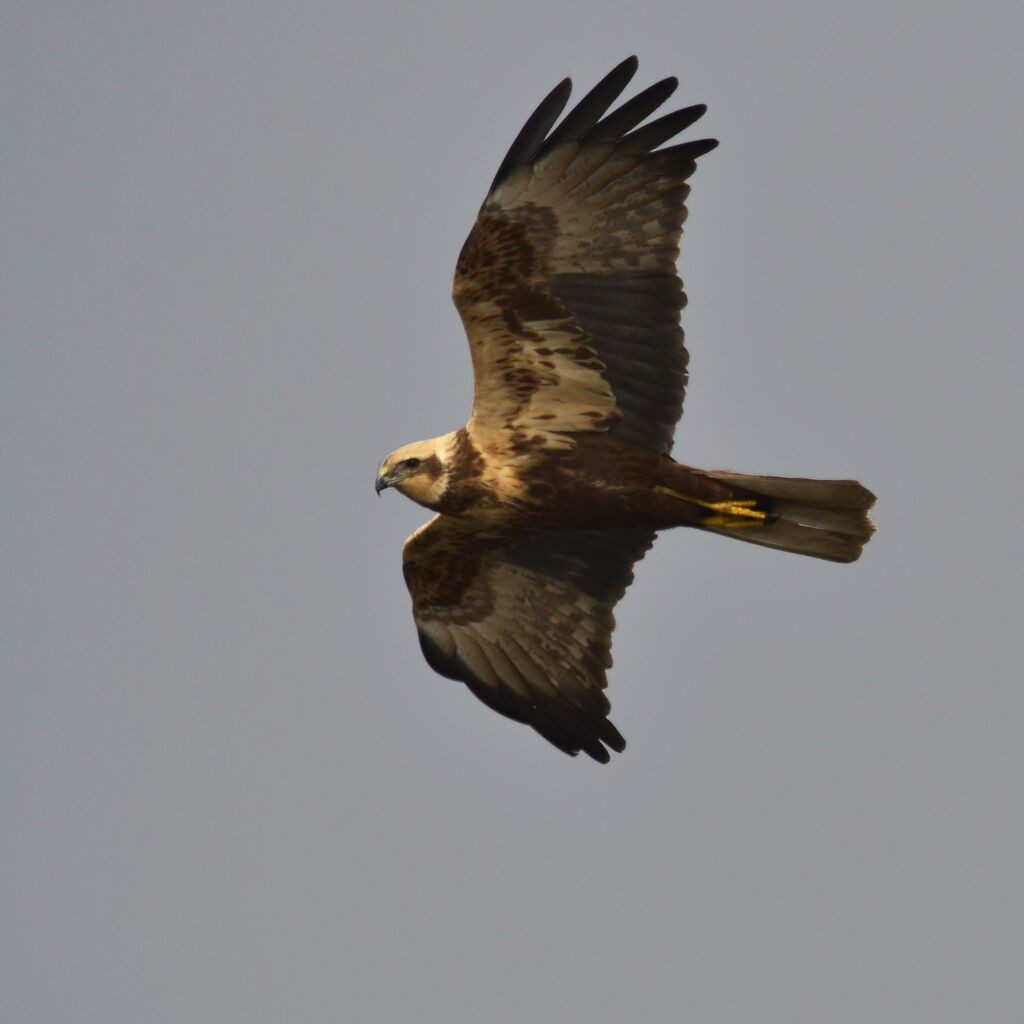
[374,472,391,496]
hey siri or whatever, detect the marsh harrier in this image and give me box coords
[376,58,875,761]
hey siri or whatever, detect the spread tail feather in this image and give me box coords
[698,471,876,563]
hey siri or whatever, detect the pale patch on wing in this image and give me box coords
[454,208,620,452]
[402,515,654,762]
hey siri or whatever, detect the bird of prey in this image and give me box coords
[375,57,875,762]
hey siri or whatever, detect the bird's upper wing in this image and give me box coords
[403,514,655,762]
[454,56,718,457]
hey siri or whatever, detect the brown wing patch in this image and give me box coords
[402,515,655,762]
[455,208,621,450]
[454,58,717,457]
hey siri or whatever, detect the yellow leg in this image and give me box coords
[653,485,769,528]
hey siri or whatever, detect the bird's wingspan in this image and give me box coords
[453,56,718,458]
[402,515,655,762]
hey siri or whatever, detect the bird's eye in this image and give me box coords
[400,457,422,471]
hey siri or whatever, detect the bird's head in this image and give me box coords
[375,434,458,510]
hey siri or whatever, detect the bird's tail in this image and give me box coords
[690,471,876,563]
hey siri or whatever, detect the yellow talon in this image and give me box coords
[702,513,766,529]
[654,486,769,527]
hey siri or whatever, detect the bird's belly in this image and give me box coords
[520,436,739,531]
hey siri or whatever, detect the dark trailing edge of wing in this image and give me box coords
[416,627,625,763]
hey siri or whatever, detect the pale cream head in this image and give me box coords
[374,433,459,510]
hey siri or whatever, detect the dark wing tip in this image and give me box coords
[529,704,626,763]
[535,56,640,158]
[487,76,573,194]
[688,136,719,155]
[487,57,714,197]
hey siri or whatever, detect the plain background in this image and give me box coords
[4,3,1022,1021]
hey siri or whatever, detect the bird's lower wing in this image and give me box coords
[402,515,655,762]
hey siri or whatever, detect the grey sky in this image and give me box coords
[4,2,1022,1021]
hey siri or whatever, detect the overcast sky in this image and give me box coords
[4,3,1023,1022]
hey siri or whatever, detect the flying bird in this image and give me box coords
[375,58,875,762]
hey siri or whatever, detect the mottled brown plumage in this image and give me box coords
[375,58,876,762]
